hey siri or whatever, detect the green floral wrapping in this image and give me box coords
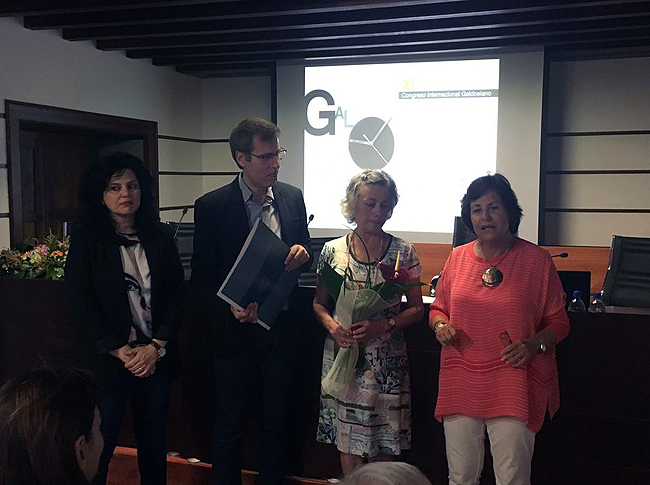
[321,280,392,400]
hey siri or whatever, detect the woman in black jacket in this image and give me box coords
[65,152,184,485]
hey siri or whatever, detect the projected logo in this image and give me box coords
[305,89,395,170]
[348,117,394,169]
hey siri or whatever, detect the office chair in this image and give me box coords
[601,235,650,307]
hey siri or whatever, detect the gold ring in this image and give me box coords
[434,322,447,331]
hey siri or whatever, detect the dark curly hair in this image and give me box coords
[460,173,523,235]
[77,152,158,236]
[0,366,99,485]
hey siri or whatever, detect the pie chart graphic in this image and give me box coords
[348,117,394,169]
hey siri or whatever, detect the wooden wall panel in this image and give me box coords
[413,242,611,296]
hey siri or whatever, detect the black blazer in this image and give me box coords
[65,221,185,389]
[191,177,312,356]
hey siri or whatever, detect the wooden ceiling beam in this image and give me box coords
[149,28,650,66]
[0,0,238,17]
[60,1,650,41]
[25,0,641,30]
[97,10,650,50]
[122,16,650,59]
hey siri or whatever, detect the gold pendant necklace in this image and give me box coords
[480,242,513,288]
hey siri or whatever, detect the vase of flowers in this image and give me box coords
[0,234,70,280]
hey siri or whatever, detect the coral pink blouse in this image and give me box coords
[430,238,570,432]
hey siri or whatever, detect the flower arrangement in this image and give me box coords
[320,233,423,399]
[0,234,70,280]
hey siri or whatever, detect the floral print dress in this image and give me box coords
[316,234,422,457]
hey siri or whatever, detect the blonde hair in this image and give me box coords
[340,169,399,224]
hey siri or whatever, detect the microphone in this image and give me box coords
[307,214,314,226]
[173,207,189,240]
[551,252,568,259]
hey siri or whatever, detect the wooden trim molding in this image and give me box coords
[546,208,650,213]
[158,134,228,143]
[159,204,193,212]
[0,213,9,218]
[547,169,650,175]
[159,170,238,176]
[547,130,650,137]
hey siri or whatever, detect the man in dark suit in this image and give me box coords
[191,118,312,485]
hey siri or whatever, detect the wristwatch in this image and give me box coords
[387,317,397,332]
[150,340,166,361]
[434,321,446,332]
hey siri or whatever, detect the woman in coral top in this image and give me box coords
[429,173,569,485]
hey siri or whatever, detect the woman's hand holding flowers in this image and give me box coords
[350,319,390,342]
[330,324,356,348]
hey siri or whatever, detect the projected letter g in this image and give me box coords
[305,89,335,136]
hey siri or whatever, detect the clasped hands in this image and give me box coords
[430,319,537,368]
[330,318,391,348]
[112,344,157,378]
[231,244,309,324]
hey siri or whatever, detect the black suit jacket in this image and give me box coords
[65,222,185,389]
[191,177,312,356]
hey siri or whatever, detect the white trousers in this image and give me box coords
[443,415,535,485]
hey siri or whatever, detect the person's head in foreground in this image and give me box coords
[0,366,102,485]
[342,462,432,485]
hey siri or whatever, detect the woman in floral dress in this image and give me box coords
[313,169,424,476]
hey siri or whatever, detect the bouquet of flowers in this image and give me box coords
[0,234,70,280]
[320,240,423,400]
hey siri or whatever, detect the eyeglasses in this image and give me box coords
[248,148,287,162]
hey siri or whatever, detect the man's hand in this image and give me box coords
[231,302,259,323]
[284,244,309,272]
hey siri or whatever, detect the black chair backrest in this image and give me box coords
[602,235,650,307]
[297,237,333,288]
[452,216,477,248]
[166,221,195,280]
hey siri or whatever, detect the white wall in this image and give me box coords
[160,76,273,225]
[0,17,205,247]
[0,18,273,246]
